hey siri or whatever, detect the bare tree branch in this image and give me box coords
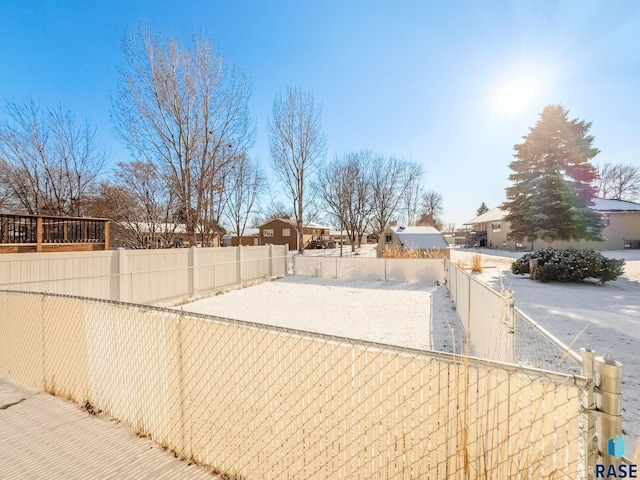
[111,25,255,246]
[0,99,107,216]
[268,86,326,253]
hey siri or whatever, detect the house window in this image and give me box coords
[263,229,274,237]
[491,221,501,232]
[601,215,610,226]
[385,233,392,244]
[282,228,290,237]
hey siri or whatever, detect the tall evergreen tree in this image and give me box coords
[476,202,489,216]
[503,105,604,246]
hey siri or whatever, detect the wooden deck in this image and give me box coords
[0,214,110,253]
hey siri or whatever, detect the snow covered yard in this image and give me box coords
[179,275,436,350]
[452,247,640,456]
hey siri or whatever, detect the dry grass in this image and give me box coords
[381,247,447,259]
[448,260,583,479]
[471,253,483,273]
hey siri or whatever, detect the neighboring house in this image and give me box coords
[258,218,331,251]
[328,230,371,247]
[376,226,450,258]
[223,228,261,247]
[464,198,640,250]
[119,222,225,248]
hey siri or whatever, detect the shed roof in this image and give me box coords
[391,226,449,249]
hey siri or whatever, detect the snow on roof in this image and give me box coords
[129,222,224,234]
[464,198,640,226]
[391,226,449,249]
[228,228,260,237]
[592,198,640,212]
[464,207,507,225]
[258,218,331,230]
[305,221,332,230]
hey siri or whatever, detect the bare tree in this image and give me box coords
[222,154,266,237]
[400,161,425,226]
[111,26,254,246]
[268,86,327,253]
[595,163,640,201]
[318,151,374,252]
[416,190,444,230]
[0,99,107,216]
[256,198,293,225]
[87,162,179,248]
[369,154,406,234]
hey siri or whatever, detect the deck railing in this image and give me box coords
[0,213,109,253]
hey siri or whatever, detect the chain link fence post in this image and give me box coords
[594,352,623,470]
[504,290,515,364]
[581,346,597,480]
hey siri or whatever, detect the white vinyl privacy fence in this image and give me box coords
[294,256,445,284]
[0,289,591,479]
[0,245,288,304]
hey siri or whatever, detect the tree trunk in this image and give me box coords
[529,258,538,281]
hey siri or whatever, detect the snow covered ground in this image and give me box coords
[180,244,639,458]
[180,275,437,350]
[452,247,640,456]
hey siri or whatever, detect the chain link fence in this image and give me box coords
[444,259,582,374]
[514,307,582,375]
[0,288,590,479]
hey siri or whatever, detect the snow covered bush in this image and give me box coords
[511,248,624,283]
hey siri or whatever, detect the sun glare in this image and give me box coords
[486,65,551,118]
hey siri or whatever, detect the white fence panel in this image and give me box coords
[294,256,444,283]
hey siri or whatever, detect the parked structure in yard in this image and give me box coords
[0,213,109,253]
[376,225,450,258]
[258,218,331,250]
[464,198,640,250]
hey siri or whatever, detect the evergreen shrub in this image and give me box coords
[511,248,624,283]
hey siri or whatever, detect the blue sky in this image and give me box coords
[1,1,640,226]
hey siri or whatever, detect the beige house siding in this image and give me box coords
[478,211,640,251]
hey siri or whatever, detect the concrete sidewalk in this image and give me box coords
[0,379,220,480]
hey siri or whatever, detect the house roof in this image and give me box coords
[129,222,225,234]
[390,226,449,249]
[592,198,640,212]
[464,198,640,226]
[227,228,260,237]
[464,207,508,225]
[258,218,331,230]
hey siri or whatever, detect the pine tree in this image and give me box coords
[476,202,489,216]
[503,105,604,246]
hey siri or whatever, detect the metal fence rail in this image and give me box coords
[444,259,582,374]
[514,307,582,375]
[0,289,589,479]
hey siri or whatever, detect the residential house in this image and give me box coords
[376,226,450,258]
[223,228,261,247]
[258,218,331,251]
[464,198,640,250]
[116,222,225,248]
